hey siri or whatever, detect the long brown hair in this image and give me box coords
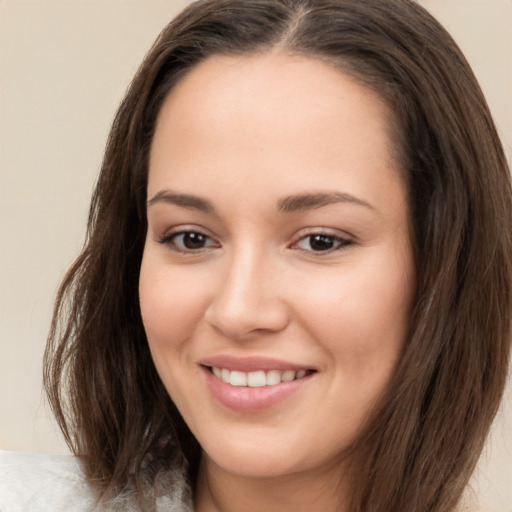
[44,1,512,510]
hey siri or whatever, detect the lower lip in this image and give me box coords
[201,366,313,413]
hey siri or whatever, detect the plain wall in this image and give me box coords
[1,1,511,510]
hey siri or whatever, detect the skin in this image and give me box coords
[139,53,416,512]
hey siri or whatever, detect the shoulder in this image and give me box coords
[0,450,99,511]
[0,451,193,511]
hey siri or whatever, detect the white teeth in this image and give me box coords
[266,370,281,386]
[281,370,295,382]
[211,367,310,387]
[230,370,247,386]
[247,371,266,387]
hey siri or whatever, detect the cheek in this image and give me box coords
[138,254,211,405]
[139,253,209,352]
[296,254,413,374]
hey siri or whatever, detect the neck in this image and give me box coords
[193,453,351,512]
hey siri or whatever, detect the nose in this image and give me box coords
[203,247,290,341]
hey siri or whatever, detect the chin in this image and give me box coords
[198,427,350,480]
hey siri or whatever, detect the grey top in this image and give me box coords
[0,451,193,511]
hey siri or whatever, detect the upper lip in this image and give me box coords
[199,355,314,373]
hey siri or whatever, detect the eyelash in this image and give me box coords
[291,232,353,253]
[158,230,219,253]
[158,229,353,255]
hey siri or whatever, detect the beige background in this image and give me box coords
[0,1,511,510]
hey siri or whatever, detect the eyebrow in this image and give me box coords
[147,190,214,212]
[278,192,374,213]
[147,189,373,214]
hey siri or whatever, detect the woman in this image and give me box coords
[1,0,511,511]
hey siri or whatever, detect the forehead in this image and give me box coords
[148,53,404,212]
[152,53,396,144]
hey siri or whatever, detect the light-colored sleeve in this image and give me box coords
[0,451,192,512]
[0,451,99,512]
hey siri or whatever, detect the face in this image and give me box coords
[140,53,415,481]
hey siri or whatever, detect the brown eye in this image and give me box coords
[160,231,219,252]
[293,233,351,253]
[308,234,337,251]
[179,232,209,249]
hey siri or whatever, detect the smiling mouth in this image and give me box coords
[208,367,315,387]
